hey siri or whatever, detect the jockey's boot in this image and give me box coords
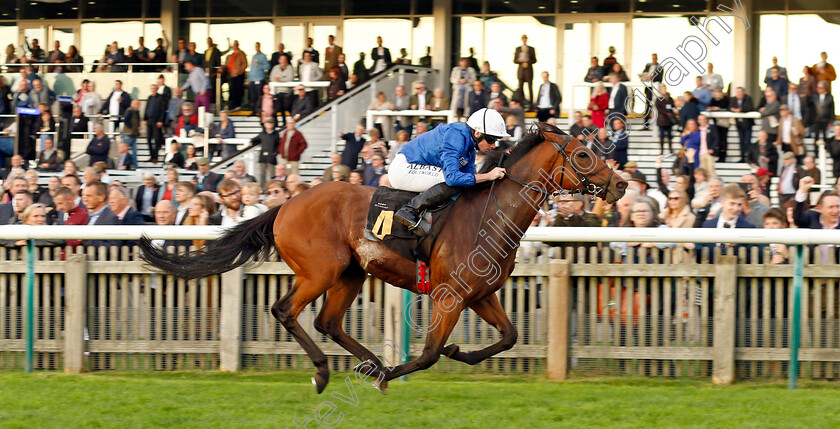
[394,183,461,236]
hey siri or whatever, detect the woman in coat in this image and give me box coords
[655,84,677,154]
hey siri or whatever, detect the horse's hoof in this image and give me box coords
[443,343,460,357]
[375,378,388,395]
[312,372,329,394]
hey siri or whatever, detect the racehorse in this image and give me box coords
[140,122,627,393]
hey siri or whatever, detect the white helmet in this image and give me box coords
[466,108,507,138]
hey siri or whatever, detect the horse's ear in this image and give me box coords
[536,121,565,136]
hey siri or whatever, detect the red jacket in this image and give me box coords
[61,205,90,248]
[176,113,199,136]
[278,129,307,162]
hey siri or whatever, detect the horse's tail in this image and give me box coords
[139,205,282,280]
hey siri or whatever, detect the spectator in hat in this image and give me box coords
[754,167,773,199]
[800,155,821,194]
[546,193,602,253]
[777,151,805,208]
[739,174,771,227]
[194,157,221,192]
[776,104,805,161]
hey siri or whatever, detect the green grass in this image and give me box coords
[2,371,840,428]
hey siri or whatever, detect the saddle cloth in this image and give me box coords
[365,186,455,263]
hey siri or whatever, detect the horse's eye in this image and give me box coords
[578,152,590,159]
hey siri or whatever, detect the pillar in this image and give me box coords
[160,0,180,49]
[220,266,244,372]
[547,259,571,380]
[432,0,453,95]
[730,0,758,97]
[64,253,87,373]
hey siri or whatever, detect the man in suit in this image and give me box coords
[151,200,192,249]
[322,153,351,182]
[46,41,65,72]
[277,117,307,175]
[813,52,836,93]
[699,184,755,259]
[209,179,244,228]
[53,187,89,247]
[65,106,89,159]
[535,71,562,122]
[793,176,840,263]
[269,43,293,70]
[232,160,257,184]
[607,72,628,116]
[99,80,131,124]
[108,186,145,225]
[370,36,391,76]
[487,82,507,106]
[193,157,221,192]
[777,152,805,208]
[203,37,230,100]
[297,51,323,107]
[173,182,197,225]
[303,37,320,66]
[696,114,720,175]
[134,173,160,222]
[467,80,489,117]
[339,125,367,170]
[86,123,111,166]
[116,142,135,171]
[81,181,121,248]
[144,83,166,163]
[729,87,755,163]
[813,80,835,142]
[513,34,537,108]
[365,152,387,187]
[641,53,663,126]
[777,104,805,160]
[291,86,315,120]
[322,35,343,74]
[251,118,281,184]
[225,40,248,110]
[0,178,27,223]
[353,52,370,84]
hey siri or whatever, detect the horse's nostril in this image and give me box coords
[616,181,627,190]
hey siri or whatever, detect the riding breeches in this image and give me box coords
[388,154,446,192]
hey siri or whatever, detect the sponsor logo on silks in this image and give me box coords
[459,157,467,166]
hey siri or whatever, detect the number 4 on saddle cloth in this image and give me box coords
[363,187,457,289]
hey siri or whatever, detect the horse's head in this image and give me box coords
[484,122,624,205]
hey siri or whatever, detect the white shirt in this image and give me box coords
[609,84,619,109]
[300,62,313,83]
[373,47,386,74]
[781,115,792,143]
[716,214,737,229]
[416,91,427,110]
[109,90,123,116]
[537,83,552,109]
[780,164,797,194]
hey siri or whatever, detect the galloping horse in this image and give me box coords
[140,122,626,393]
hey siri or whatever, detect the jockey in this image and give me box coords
[391,107,508,234]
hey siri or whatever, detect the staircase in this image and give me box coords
[210,65,438,182]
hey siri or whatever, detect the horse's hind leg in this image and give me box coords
[441,293,518,365]
[271,277,336,394]
[314,263,390,391]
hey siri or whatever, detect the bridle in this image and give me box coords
[473,132,616,246]
[504,133,614,200]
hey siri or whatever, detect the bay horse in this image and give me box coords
[140,122,626,393]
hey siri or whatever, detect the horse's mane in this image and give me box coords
[478,128,565,173]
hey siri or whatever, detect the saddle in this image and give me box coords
[364,186,455,263]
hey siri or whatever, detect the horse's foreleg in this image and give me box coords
[441,293,518,365]
[270,279,333,394]
[314,267,390,391]
[382,299,463,382]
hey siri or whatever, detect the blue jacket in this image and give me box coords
[398,123,476,187]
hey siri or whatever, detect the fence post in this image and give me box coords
[64,253,87,373]
[712,255,738,385]
[547,259,571,380]
[220,266,244,372]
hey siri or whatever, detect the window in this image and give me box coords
[80,21,144,61]
[631,0,705,13]
[208,21,275,59]
[560,0,629,13]
[484,16,557,90]
[0,0,16,19]
[454,0,482,15]
[342,18,412,70]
